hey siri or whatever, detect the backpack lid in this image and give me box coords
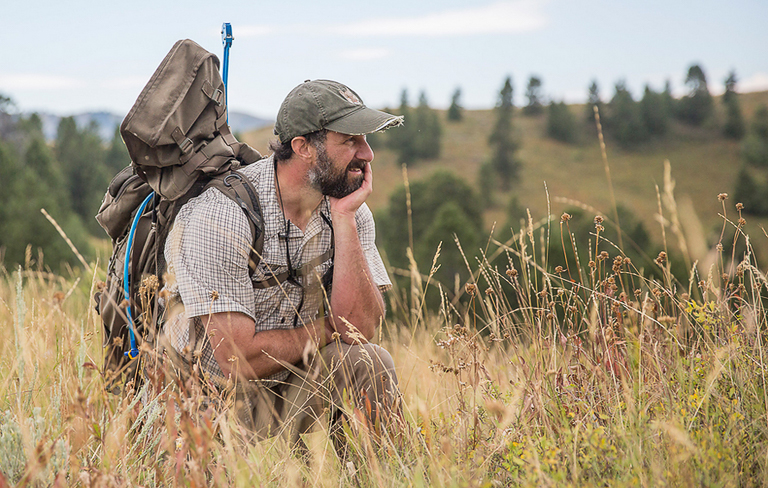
[120,39,251,200]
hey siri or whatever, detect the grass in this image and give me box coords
[2,172,768,486]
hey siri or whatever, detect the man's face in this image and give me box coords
[308,132,373,199]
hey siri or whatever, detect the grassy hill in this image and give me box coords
[242,90,768,261]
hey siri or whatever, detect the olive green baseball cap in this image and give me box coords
[274,79,404,144]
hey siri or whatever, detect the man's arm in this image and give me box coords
[328,162,386,343]
[205,312,333,379]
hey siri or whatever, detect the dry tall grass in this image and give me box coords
[2,175,768,486]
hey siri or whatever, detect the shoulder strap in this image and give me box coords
[253,212,335,289]
[205,170,264,275]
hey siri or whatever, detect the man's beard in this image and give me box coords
[308,144,365,199]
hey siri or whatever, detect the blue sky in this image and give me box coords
[2,0,766,119]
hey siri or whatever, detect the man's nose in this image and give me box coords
[357,137,374,162]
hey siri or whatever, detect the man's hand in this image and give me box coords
[329,162,372,219]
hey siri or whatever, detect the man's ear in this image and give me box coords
[291,136,313,161]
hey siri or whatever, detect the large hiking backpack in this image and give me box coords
[94,39,264,391]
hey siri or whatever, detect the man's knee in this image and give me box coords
[323,342,398,396]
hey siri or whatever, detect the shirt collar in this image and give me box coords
[257,155,332,241]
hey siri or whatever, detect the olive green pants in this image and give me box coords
[233,342,399,445]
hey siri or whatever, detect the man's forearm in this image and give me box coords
[328,213,385,343]
[207,313,330,380]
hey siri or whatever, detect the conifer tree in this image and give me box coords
[55,117,110,231]
[584,80,603,135]
[546,101,577,143]
[388,89,417,165]
[488,76,520,189]
[677,64,714,126]
[722,71,746,140]
[447,87,463,122]
[741,105,768,169]
[105,126,132,175]
[523,76,544,116]
[413,91,442,160]
[606,81,648,147]
[640,85,670,137]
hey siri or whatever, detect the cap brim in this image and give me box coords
[324,107,404,136]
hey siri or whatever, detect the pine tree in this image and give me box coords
[677,64,714,126]
[388,89,417,165]
[105,126,132,175]
[639,85,670,137]
[55,117,110,231]
[741,105,768,168]
[584,80,604,136]
[523,76,544,116]
[412,91,442,160]
[380,170,483,291]
[733,164,763,215]
[722,71,746,140]
[447,87,463,122]
[488,76,520,189]
[546,101,577,143]
[606,81,648,148]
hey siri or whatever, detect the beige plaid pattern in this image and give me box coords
[164,156,391,385]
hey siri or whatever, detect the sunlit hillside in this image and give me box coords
[243,90,768,259]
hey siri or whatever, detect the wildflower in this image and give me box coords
[554,266,564,274]
[736,202,744,211]
[594,215,604,224]
[718,193,728,201]
[465,283,477,295]
[716,243,724,252]
[561,212,572,223]
[599,251,609,261]
[596,224,605,232]
[210,290,219,300]
[588,260,596,269]
[612,255,623,273]
[738,218,746,226]
[655,251,667,266]
[506,268,518,278]
[634,289,642,297]
[485,287,494,295]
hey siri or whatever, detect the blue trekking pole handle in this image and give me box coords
[123,191,155,360]
[221,23,233,123]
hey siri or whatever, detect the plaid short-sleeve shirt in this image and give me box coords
[164,156,391,385]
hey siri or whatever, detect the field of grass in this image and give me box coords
[2,179,768,485]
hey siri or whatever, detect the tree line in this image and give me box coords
[0,96,131,270]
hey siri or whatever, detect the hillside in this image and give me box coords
[242,90,768,260]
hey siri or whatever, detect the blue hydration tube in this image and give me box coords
[221,22,233,123]
[123,191,155,359]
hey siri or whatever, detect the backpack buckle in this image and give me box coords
[171,127,194,154]
[178,137,194,153]
[211,88,224,106]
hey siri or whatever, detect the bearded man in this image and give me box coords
[164,80,403,443]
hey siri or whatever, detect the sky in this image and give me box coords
[1,0,767,120]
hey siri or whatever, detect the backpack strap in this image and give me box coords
[205,170,264,275]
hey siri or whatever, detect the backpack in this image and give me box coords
[94,39,265,392]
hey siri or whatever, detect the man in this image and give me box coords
[163,79,403,443]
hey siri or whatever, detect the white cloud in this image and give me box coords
[343,0,548,37]
[338,48,391,61]
[238,1,548,39]
[100,76,149,89]
[740,72,768,93]
[0,74,83,90]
